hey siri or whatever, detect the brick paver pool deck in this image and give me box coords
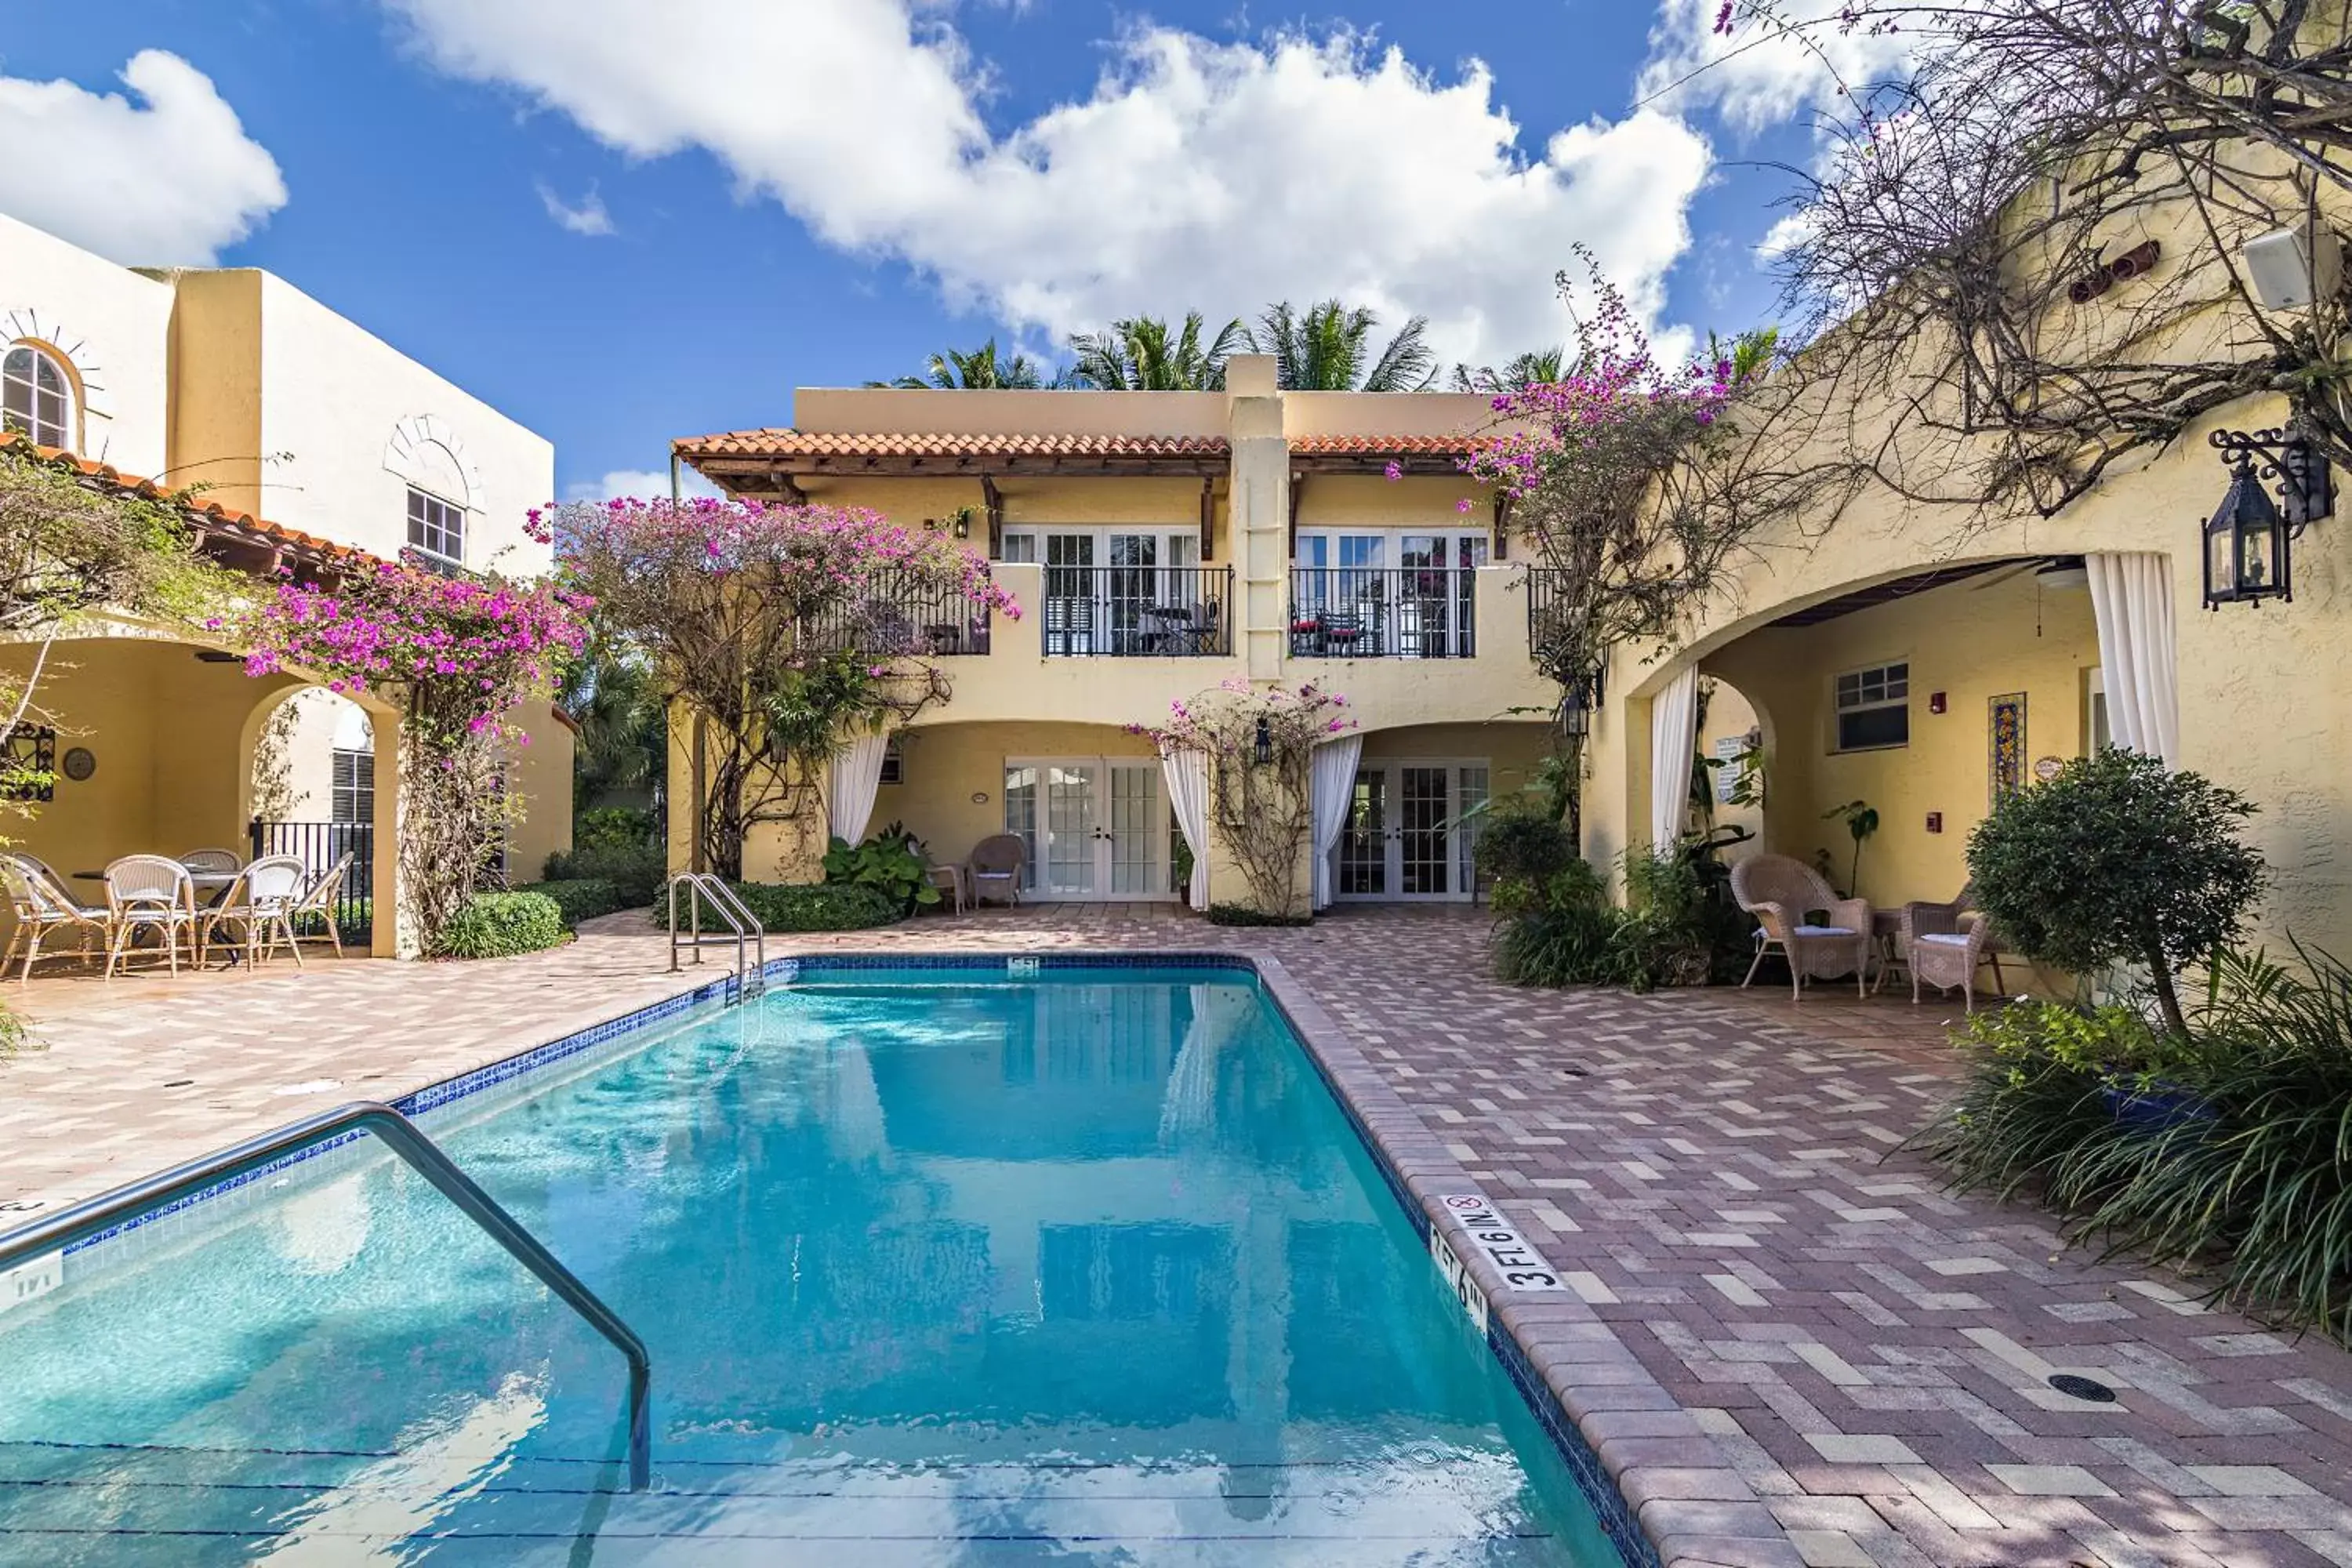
[6,904,2350,1567]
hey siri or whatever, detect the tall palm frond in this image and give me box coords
[869,339,1044,390]
[1249,300,1438,391]
[1450,347,1569,393]
[1067,312,1247,390]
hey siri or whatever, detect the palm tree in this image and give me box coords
[1249,300,1439,391]
[560,633,667,812]
[1066,311,1248,390]
[1450,347,1569,394]
[870,339,1045,390]
[1708,326,1780,383]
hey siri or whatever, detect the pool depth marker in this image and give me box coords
[1429,1190,1565,1332]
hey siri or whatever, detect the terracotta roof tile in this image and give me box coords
[675,429,1230,460]
[0,429,385,575]
[1286,434,1485,456]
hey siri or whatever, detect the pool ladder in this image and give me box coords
[666,872,767,999]
[0,1102,653,1491]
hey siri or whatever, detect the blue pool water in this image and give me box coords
[0,967,1624,1564]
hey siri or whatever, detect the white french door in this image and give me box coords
[1330,759,1489,902]
[1004,757,1172,899]
[1005,527,1200,655]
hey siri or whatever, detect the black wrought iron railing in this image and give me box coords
[798,572,994,657]
[1287,568,1477,659]
[249,818,373,942]
[1525,568,1578,666]
[1042,565,1232,657]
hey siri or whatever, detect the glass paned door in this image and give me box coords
[1105,535,1157,654]
[1007,757,1170,900]
[1331,760,1488,902]
[1043,534,1098,655]
[1336,769,1388,896]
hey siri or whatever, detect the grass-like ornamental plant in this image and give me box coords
[1967,749,2265,1037]
[432,891,570,960]
[1915,946,2352,1341]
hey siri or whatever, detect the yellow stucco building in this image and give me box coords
[0,212,572,960]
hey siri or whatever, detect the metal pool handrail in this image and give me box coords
[0,1100,652,1492]
[666,871,765,997]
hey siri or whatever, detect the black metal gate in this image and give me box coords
[249,818,375,943]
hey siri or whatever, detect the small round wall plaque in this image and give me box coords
[970,791,990,805]
[2032,755,2064,782]
[60,747,96,782]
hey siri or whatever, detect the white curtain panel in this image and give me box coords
[1308,733,1365,910]
[1162,748,1212,907]
[826,730,891,844]
[2086,552,2180,763]
[1650,665,1702,849]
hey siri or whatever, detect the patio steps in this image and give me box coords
[0,1438,1572,1563]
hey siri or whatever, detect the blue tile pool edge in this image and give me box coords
[5,945,1783,1568]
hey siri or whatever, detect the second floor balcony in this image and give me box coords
[1287,568,1478,659]
[1041,565,1233,658]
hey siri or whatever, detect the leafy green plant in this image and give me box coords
[515,878,623,927]
[657,881,902,933]
[0,998,29,1058]
[432,891,569,959]
[1968,749,2266,1038]
[575,807,655,853]
[822,821,942,914]
[1206,902,1312,928]
[1475,811,1581,915]
[1819,799,1878,897]
[544,840,666,907]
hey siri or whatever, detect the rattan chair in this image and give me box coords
[102,855,201,979]
[1904,882,2008,1011]
[921,849,968,915]
[964,833,1029,907]
[289,851,356,956]
[178,848,245,877]
[201,854,309,969]
[1730,853,1871,1000]
[2,854,108,982]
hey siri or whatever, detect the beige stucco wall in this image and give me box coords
[1584,391,2352,953]
[0,211,174,474]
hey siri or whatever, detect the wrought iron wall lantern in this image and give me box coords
[2204,424,2333,608]
[1252,715,1274,766]
[1557,663,1605,741]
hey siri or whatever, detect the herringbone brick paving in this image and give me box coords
[7,902,2350,1566]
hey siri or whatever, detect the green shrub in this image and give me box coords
[657,881,902,933]
[1488,849,1748,993]
[1915,945,2352,1340]
[1206,902,1312,927]
[1475,812,1578,898]
[1969,749,2265,1036]
[822,821,941,914]
[515,877,623,926]
[544,839,666,907]
[575,806,657,853]
[433,891,569,959]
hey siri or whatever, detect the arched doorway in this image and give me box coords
[245,684,379,946]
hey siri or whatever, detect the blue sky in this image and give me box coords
[0,1,1875,500]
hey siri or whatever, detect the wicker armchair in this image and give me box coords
[102,855,200,979]
[201,854,309,969]
[1730,853,1871,1000]
[2,854,108,982]
[965,833,1028,907]
[1904,881,2008,1011]
[289,851,356,956]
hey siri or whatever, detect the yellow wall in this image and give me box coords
[162,270,267,519]
[507,701,577,880]
[879,720,1160,872]
[1704,569,2100,909]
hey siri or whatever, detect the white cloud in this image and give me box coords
[535,180,615,236]
[0,50,286,265]
[568,467,722,502]
[383,1,1713,369]
[1638,0,1916,136]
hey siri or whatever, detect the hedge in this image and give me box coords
[656,881,902,934]
[1206,902,1312,928]
[432,891,570,959]
[515,877,624,926]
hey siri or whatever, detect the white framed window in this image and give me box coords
[879,736,904,786]
[2,344,73,449]
[407,487,466,565]
[1834,660,1910,752]
[331,749,374,824]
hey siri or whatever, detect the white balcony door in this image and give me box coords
[1330,758,1489,902]
[1004,757,1171,900]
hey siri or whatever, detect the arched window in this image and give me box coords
[2,344,73,450]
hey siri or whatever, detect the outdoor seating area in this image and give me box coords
[1,848,354,983]
[1731,853,2009,1008]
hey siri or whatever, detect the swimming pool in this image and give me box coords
[0,963,1630,1563]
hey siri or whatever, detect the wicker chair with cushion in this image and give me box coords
[102,855,201,979]
[1904,882,2008,1011]
[964,833,1029,907]
[1730,853,1871,1000]
[289,851,356,956]
[201,854,310,969]
[2,854,109,982]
